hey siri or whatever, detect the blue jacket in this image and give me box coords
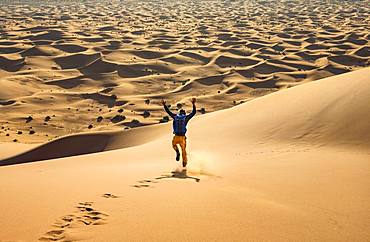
[164,104,196,135]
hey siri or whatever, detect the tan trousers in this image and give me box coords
[172,135,187,162]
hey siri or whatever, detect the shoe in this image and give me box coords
[176,149,180,161]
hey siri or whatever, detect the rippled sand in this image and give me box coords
[0,0,369,143]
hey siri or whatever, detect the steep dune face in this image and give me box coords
[192,67,370,150]
[2,68,369,165]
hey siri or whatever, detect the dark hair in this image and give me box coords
[179,109,186,115]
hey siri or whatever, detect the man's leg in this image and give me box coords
[172,136,180,161]
[179,136,187,167]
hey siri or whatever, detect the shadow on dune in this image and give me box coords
[0,124,169,167]
[0,133,112,167]
[156,170,200,183]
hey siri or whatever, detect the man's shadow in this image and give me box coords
[155,169,200,183]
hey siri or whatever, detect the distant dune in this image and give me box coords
[0,0,369,144]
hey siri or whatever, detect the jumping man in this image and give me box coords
[161,98,196,168]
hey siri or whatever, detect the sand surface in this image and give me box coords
[1,68,370,241]
[0,0,369,143]
[1,0,370,241]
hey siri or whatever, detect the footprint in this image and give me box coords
[131,179,157,188]
[102,193,119,198]
[39,202,109,241]
[39,229,65,241]
[132,184,151,188]
[137,179,157,183]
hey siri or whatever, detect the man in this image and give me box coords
[161,98,196,168]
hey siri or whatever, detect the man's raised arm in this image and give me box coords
[186,98,197,121]
[161,100,176,119]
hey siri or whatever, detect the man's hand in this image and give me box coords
[161,99,166,106]
[191,98,196,104]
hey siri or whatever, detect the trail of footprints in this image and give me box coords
[39,195,118,241]
[40,173,201,240]
[40,173,198,241]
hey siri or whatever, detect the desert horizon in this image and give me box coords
[1,0,369,144]
[0,0,369,241]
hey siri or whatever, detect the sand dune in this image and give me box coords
[1,68,370,241]
[0,0,369,144]
[0,1,370,241]
[2,67,370,164]
[0,123,169,166]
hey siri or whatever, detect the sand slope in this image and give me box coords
[0,0,369,143]
[2,67,370,165]
[0,68,369,241]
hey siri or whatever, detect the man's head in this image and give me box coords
[179,109,186,115]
